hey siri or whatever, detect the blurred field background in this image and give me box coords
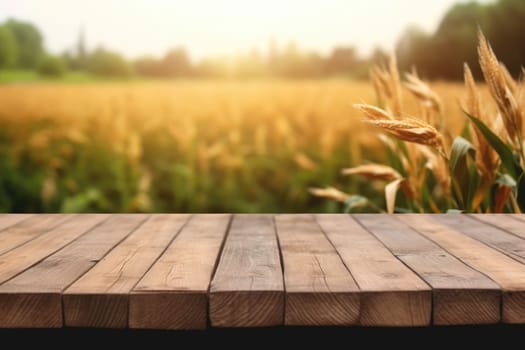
[0,80,473,213]
[0,0,523,213]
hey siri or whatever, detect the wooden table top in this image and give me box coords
[0,213,524,329]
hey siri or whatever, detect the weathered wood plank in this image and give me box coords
[436,214,525,264]
[0,214,32,232]
[0,213,524,329]
[473,214,525,241]
[316,214,431,326]
[275,214,360,326]
[356,214,501,325]
[399,214,525,324]
[63,214,190,328]
[130,214,231,330]
[0,214,109,285]
[209,214,283,327]
[0,214,70,256]
[510,214,525,223]
[0,214,148,328]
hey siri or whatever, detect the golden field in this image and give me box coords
[0,79,477,213]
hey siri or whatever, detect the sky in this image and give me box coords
[0,0,489,60]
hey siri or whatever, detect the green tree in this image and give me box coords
[396,26,432,75]
[325,47,358,75]
[369,47,389,66]
[488,0,525,76]
[135,47,194,78]
[0,25,18,68]
[5,19,44,69]
[134,56,162,77]
[87,47,133,77]
[161,47,192,77]
[433,2,487,79]
[38,55,67,77]
[65,28,88,71]
[76,27,87,69]
[395,0,525,80]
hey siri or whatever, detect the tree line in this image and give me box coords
[0,0,524,80]
[0,19,134,78]
[397,0,525,80]
[0,19,374,79]
[0,19,45,70]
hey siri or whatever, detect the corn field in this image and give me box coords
[0,77,474,213]
[312,32,525,213]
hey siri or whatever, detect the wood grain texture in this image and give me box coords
[356,214,501,325]
[275,214,360,326]
[472,214,525,241]
[0,214,70,256]
[399,214,525,324]
[0,214,147,328]
[0,214,108,284]
[0,214,32,232]
[130,214,231,330]
[510,214,525,223]
[439,214,525,264]
[209,214,283,327]
[316,214,431,326]
[1,213,525,329]
[63,214,190,328]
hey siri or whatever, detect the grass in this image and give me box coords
[0,69,154,84]
[0,69,102,84]
[0,69,40,83]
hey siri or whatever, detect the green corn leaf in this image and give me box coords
[494,173,517,212]
[460,119,472,140]
[517,172,525,211]
[465,111,517,178]
[496,173,517,189]
[344,195,369,213]
[450,136,475,171]
[449,136,476,210]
